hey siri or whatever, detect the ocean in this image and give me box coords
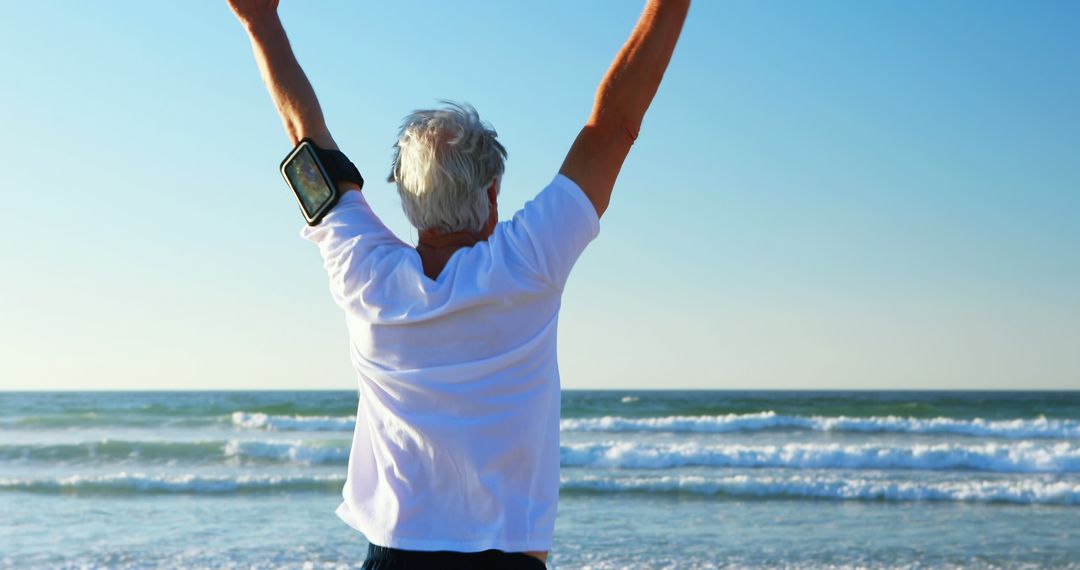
[1,390,1078,569]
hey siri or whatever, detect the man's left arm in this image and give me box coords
[228,0,360,193]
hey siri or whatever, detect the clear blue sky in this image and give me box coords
[1,1,1077,391]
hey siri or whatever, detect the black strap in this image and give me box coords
[313,145,365,191]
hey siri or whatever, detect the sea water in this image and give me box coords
[1,390,1078,569]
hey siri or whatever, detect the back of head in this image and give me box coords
[388,102,507,234]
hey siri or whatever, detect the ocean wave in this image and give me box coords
[10,436,1078,473]
[560,473,1080,505]
[560,412,1080,439]
[0,472,345,495]
[1,413,215,430]
[560,441,1080,473]
[227,410,1080,439]
[223,440,349,465]
[8,470,1074,504]
[0,440,227,464]
[231,412,355,432]
[0,439,350,466]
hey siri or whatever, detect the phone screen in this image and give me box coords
[283,145,334,218]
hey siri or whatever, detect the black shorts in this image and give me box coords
[360,543,547,569]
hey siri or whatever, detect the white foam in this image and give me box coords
[562,412,790,433]
[560,412,1080,439]
[230,412,355,432]
[560,440,1080,473]
[0,472,345,494]
[223,440,349,465]
[230,409,1080,439]
[560,472,1080,505]
[6,470,1077,505]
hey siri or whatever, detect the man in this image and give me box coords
[228,1,688,567]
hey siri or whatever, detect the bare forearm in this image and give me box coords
[589,0,689,138]
[559,0,689,218]
[242,15,336,149]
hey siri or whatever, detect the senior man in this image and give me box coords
[229,1,688,567]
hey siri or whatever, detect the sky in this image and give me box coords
[1,0,1078,391]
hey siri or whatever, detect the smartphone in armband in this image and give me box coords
[279,139,364,226]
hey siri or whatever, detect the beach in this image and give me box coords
[2,390,1078,569]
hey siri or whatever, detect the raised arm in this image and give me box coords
[560,0,690,218]
[228,0,339,152]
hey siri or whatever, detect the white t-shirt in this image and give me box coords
[301,174,600,552]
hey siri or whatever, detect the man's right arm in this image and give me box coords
[559,0,690,218]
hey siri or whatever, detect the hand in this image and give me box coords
[226,0,280,28]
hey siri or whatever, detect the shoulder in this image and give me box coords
[511,174,600,235]
[486,174,601,288]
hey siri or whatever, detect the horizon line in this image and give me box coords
[2,387,1077,393]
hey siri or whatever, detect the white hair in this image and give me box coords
[388,102,507,233]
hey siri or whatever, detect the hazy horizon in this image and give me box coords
[2,388,1077,394]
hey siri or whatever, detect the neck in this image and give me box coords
[416,228,489,279]
[417,228,487,250]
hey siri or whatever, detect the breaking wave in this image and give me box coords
[228,410,1080,440]
[222,440,349,465]
[559,473,1080,505]
[0,472,345,495]
[5,471,1076,505]
[12,437,1077,473]
[231,412,355,431]
[559,412,1080,439]
[0,439,349,466]
[560,441,1080,473]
